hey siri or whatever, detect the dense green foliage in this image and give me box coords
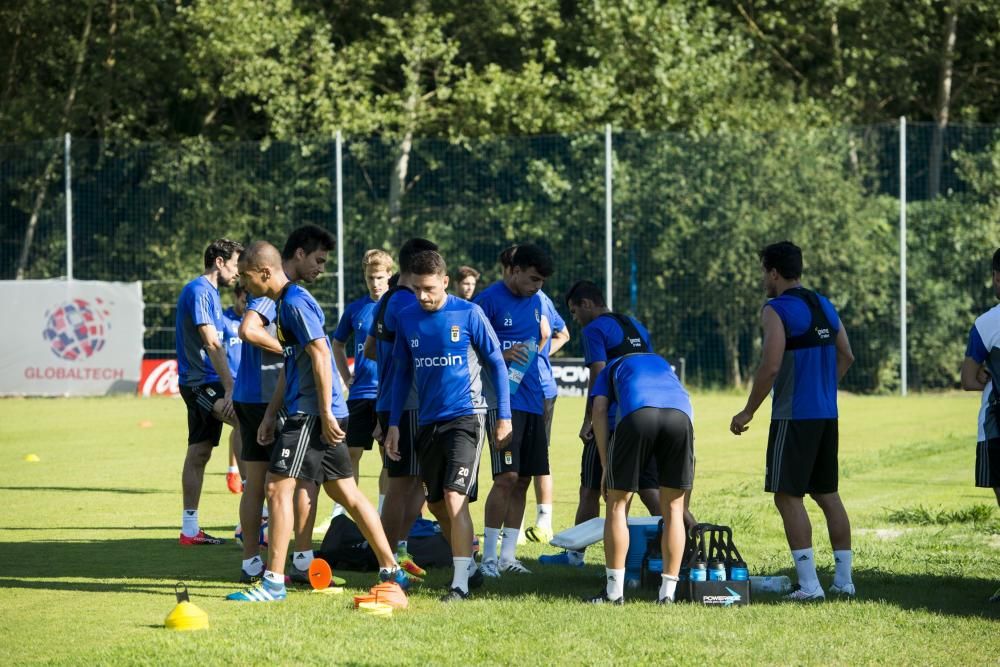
[2,1,1000,389]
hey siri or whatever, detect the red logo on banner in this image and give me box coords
[139,359,179,397]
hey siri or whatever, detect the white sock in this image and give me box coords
[791,548,821,592]
[263,570,284,587]
[833,549,853,586]
[181,509,199,538]
[500,527,519,563]
[242,556,263,574]
[451,557,472,593]
[606,567,625,600]
[483,527,501,562]
[227,466,239,474]
[331,503,346,519]
[567,550,585,566]
[293,550,314,571]
[659,574,679,601]
[536,504,553,530]
[377,494,386,515]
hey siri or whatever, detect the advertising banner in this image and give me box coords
[0,280,144,396]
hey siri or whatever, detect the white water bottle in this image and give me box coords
[749,575,791,594]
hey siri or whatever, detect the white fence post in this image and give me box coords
[899,117,907,396]
[65,132,73,281]
[335,130,345,319]
[605,124,613,310]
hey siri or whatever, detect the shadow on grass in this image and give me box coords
[0,486,167,494]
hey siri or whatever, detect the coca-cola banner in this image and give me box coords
[139,359,180,397]
[0,280,144,396]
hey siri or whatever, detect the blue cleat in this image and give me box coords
[539,551,585,567]
[379,566,418,592]
[226,580,287,602]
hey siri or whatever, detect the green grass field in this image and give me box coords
[2,393,998,665]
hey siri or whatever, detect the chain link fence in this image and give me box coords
[2,122,998,392]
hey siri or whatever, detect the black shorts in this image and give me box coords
[416,414,486,503]
[765,419,839,496]
[321,417,354,483]
[378,411,420,478]
[179,382,225,446]
[489,410,549,477]
[976,439,1000,488]
[270,414,348,484]
[234,401,273,462]
[607,408,694,491]
[346,399,378,450]
[580,433,661,491]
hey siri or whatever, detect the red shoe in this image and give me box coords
[226,472,243,494]
[179,530,225,546]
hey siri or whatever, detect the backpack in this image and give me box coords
[316,515,378,571]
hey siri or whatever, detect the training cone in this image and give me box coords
[369,582,409,609]
[165,583,209,631]
[23,454,40,462]
[308,558,332,590]
[358,601,393,617]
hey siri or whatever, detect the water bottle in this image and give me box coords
[508,338,538,395]
[729,560,749,581]
[690,561,707,582]
[749,575,791,594]
[708,561,727,581]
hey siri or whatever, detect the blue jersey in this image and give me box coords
[965,304,1000,443]
[768,287,840,420]
[333,295,379,400]
[275,284,348,418]
[538,291,566,400]
[233,296,283,404]
[474,281,546,414]
[175,276,222,386]
[221,307,243,379]
[370,287,420,413]
[592,353,692,424]
[389,295,511,426]
[582,313,652,430]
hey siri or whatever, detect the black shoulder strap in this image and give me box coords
[374,285,411,343]
[274,283,296,346]
[781,288,836,351]
[597,313,650,359]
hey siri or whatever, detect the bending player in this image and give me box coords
[175,238,243,546]
[730,241,856,601]
[227,241,415,602]
[587,352,694,605]
[385,250,512,601]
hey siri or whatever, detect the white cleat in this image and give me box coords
[829,582,856,597]
[479,559,501,578]
[784,585,825,602]
[500,559,532,575]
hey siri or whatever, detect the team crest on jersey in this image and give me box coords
[450,325,460,342]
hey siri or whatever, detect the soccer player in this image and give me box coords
[222,284,246,494]
[730,241,856,601]
[959,248,1000,604]
[475,243,553,576]
[385,250,512,601]
[455,265,480,300]
[175,238,243,546]
[540,279,662,566]
[587,352,694,605]
[231,273,284,582]
[227,242,412,602]
[363,239,438,573]
[332,249,393,511]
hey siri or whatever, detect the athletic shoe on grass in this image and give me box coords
[829,582,856,597]
[379,567,418,592]
[784,585,825,602]
[226,472,243,494]
[226,581,286,602]
[524,525,553,543]
[538,551,584,567]
[179,530,225,546]
[499,559,532,575]
[398,552,427,578]
[479,559,501,579]
[439,587,470,602]
[585,590,623,605]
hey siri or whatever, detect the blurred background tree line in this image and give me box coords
[2,0,1000,391]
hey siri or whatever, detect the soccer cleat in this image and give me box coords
[379,566,418,592]
[500,559,532,575]
[468,564,485,590]
[179,530,225,546]
[226,472,243,494]
[397,551,427,578]
[439,587,470,602]
[240,562,264,584]
[585,590,624,605]
[829,582,856,597]
[539,551,584,567]
[524,525,553,543]
[287,566,311,586]
[226,581,287,602]
[784,585,825,602]
[479,559,501,579]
